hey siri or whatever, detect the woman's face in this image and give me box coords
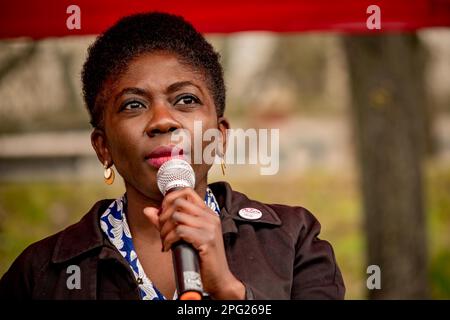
[91,51,228,202]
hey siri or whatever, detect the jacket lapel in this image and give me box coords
[51,199,111,264]
[209,181,282,235]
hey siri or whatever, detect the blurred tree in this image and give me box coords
[0,42,38,84]
[343,34,431,299]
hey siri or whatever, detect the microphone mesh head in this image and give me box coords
[156,158,195,195]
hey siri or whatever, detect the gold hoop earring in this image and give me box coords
[220,157,226,176]
[103,161,115,185]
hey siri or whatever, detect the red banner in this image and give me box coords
[0,0,449,39]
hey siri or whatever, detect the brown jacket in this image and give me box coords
[0,181,345,300]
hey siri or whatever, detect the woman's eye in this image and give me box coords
[123,101,145,110]
[175,95,200,105]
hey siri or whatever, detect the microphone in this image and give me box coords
[156,158,203,300]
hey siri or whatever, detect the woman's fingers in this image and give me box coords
[173,198,209,218]
[160,198,216,235]
[145,189,219,252]
[158,201,180,228]
[159,192,211,227]
[142,207,161,230]
[160,210,185,240]
[161,188,207,212]
[162,216,220,253]
[162,226,182,252]
[162,224,207,252]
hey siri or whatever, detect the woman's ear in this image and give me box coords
[91,128,112,166]
[217,116,230,157]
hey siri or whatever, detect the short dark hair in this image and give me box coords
[81,12,226,128]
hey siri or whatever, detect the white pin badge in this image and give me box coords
[238,207,262,220]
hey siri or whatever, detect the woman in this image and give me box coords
[0,12,345,300]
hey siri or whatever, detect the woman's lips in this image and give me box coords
[147,155,185,168]
[145,145,185,169]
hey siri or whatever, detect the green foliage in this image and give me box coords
[0,181,124,275]
[427,165,450,299]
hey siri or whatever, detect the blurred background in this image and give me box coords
[0,1,450,300]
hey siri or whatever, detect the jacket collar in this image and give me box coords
[52,181,281,263]
[51,199,112,264]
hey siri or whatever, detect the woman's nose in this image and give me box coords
[145,102,181,138]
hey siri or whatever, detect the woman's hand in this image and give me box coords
[143,188,245,300]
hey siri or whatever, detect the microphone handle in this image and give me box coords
[164,186,203,299]
[172,240,203,300]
